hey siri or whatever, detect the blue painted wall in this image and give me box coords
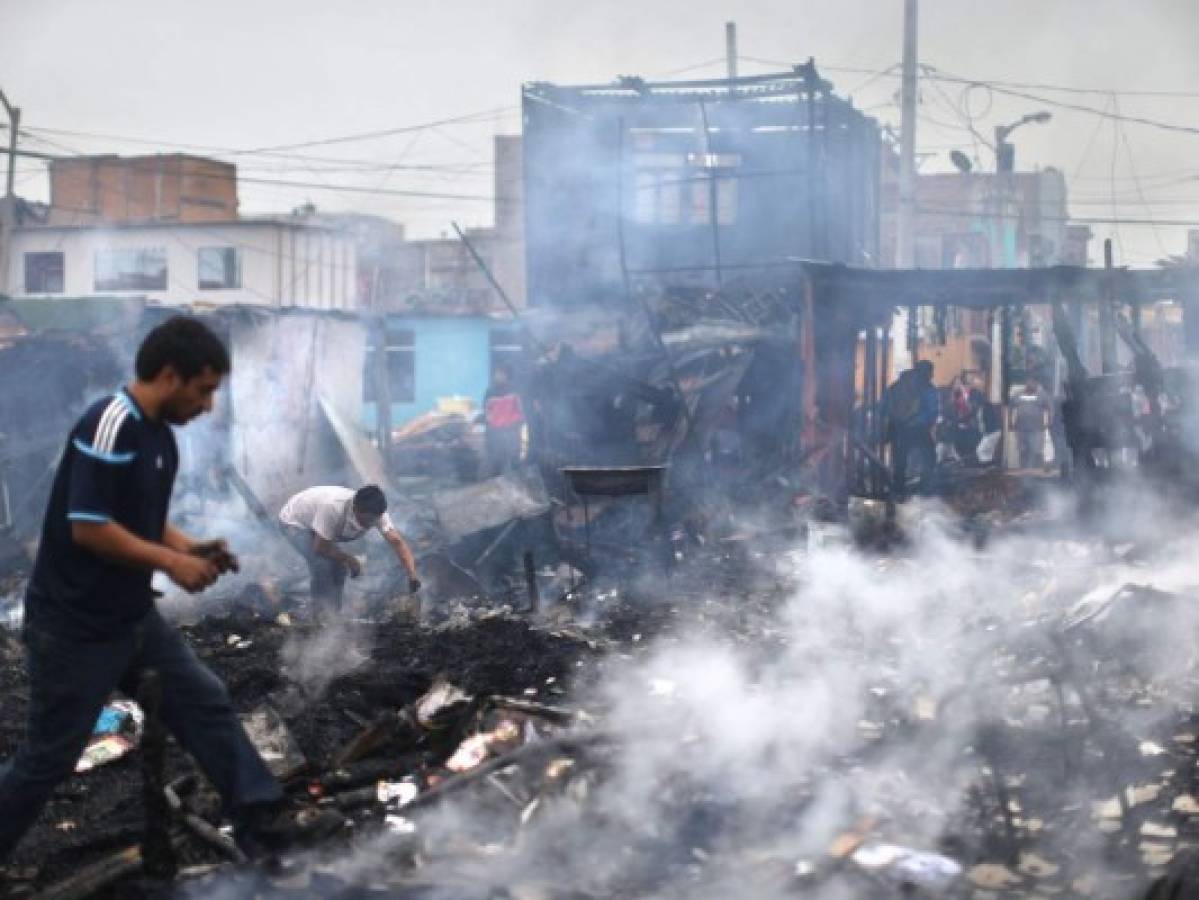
[362,316,495,429]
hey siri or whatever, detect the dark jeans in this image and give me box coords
[892,424,936,498]
[0,605,281,858]
[485,426,522,476]
[283,525,346,616]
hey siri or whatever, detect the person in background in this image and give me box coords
[948,377,984,464]
[881,360,940,499]
[0,317,340,862]
[278,484,420,616]
[1010,376,1052,470]
[482,364,525,475]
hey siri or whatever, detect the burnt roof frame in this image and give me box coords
[798,261,1199,313]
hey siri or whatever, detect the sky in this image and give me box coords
[3,0,1199,262]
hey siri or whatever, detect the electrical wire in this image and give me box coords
[239,106,518,154]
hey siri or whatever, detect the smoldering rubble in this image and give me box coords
[3,482,1199,900]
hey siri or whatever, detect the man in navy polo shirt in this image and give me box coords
[0,316,335,861]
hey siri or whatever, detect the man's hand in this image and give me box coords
[164,552,219,593]
[191,538,240,575]
[345,556,363,578]
[408,577,422,594]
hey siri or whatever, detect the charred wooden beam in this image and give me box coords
[139,670,176,880]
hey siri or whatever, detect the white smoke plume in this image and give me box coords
[268,480,1199,900]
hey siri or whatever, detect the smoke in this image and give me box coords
[279,618,369,700]
[234,477,1199,899]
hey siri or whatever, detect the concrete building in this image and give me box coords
[879,167,1086,384]
[361,314,523,430]
[370,135,526,314]
[5,216,358,310]
[45,154,238,226]
[881,168,1075,271]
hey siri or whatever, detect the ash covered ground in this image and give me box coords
[4,481,1199,899]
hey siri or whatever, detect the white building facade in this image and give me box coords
[4,217,359,310]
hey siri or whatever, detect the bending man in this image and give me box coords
[279,485,419,616]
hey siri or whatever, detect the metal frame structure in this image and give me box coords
[522,62,884,306]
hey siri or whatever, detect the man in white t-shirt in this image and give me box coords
[278,484,419,614]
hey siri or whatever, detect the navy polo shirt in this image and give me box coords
[27,388,179,639]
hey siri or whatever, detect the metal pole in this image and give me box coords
[0,92,19,198]
[697,101,723,286]
[725,22,738,88]
[893,0,918,378]
[896,0,918,268]
[1100,238,1118,374]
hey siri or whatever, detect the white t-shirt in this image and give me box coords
[278,486,395,543]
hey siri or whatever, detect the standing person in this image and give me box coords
[482,364,525,475]
[1010,377,1052,469]
[881,360,939,499]
[278,484,420,617]
[0,317,338,862]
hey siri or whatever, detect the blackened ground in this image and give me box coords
[0,607,604,890]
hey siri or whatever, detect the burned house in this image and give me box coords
[522,62,885,305]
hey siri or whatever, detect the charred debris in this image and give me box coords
[3,264,1199,899]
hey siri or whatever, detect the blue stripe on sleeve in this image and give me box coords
[117,389,143,421]
[72,438,136,464]
[67,511,113,523]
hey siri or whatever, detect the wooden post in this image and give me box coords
[371,311,393,463]
[523,550,540,614]
[138,671,176,880]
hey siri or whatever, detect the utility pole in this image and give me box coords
[0,91,20,198]
[896,0,918,269]
[0,90,20,298]
[1100,238,1118,374]
[725,22,738,90]
[893,0,919,376]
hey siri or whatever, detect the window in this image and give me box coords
[631,151,740,226]
[364,326,416,404]
[198,247,241,290]
[94,248,168,291]
[24,252,64,294]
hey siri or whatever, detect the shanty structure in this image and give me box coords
[522,62,885,306]
[798,262,1199,499]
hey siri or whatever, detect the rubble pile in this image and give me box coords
[3,503,1199,898]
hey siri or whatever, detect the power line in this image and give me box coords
[921,68,1199,138]
[8,124,500,175]
[239,106,518,154]
[745,55,1199,101]
[4,107,517,168]
[926,73,1199,101]
[0,139,501,204]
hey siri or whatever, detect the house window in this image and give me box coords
[364,326,416,404]
[94,247,168,291]
[23,252,64,294]
[632,151,740,226]
[198,247,241,290]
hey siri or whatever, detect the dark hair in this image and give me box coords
[915,360,934,379]
[353,485,387,517]
[135,316,231,382]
